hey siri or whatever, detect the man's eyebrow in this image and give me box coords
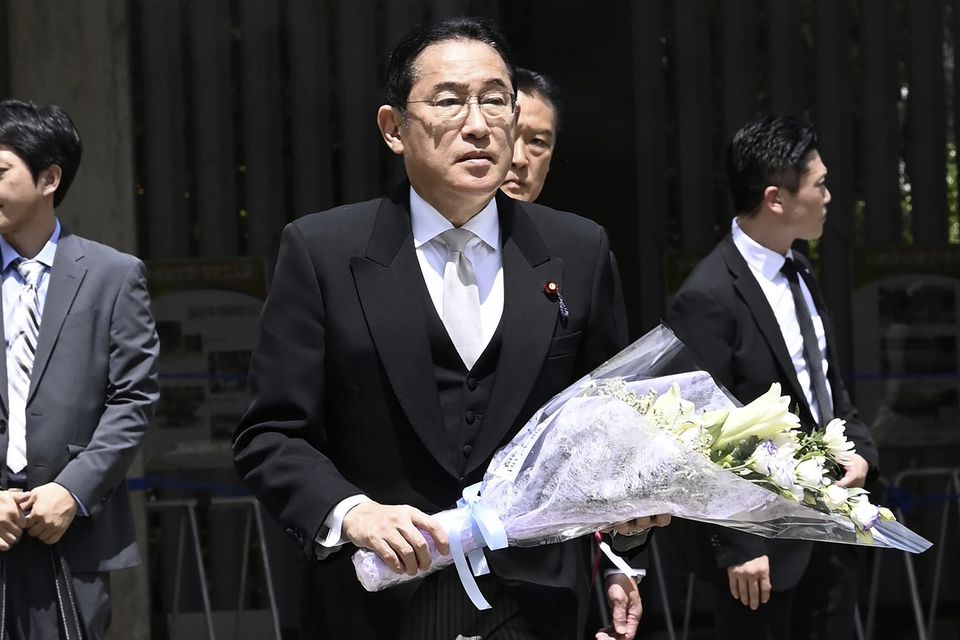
[429,78,511,92]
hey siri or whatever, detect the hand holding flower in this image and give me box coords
[835,452,869,489]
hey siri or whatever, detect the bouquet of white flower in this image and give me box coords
[352,324,930,607]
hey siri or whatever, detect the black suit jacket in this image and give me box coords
[234,186,626,638]
[666,234,878,590]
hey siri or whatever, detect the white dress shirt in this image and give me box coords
[731,218,833,422]
[315,188,505,556]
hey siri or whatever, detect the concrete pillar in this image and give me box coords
[7,0,137,253]
[5,2,148,639]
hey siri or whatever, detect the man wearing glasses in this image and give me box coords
[235,16,661,640]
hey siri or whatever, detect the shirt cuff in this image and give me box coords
[314,494,369,552]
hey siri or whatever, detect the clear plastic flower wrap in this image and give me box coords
[352,324,931,599]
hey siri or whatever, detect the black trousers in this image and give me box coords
[3,535,110,640]
[709,543,858,640]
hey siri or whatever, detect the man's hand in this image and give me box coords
[727,555,771,610]
[836,452,869,489]
[0,491,32,551]
[596,574,642,640]
[25,483,78,545]
[341,500,449,576]
[605,513,672,537]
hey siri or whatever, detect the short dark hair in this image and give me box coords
[384,17,515,108]
[0,100,82,208]
[515,67,563,133]
[726,115,819,216]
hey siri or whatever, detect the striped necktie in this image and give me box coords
[7,259,45,473]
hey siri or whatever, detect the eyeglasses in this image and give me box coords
[405,91,516,120]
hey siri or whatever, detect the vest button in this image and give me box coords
[0,418,6,434]
[467,378,477,391]
[465,410,476,424]
[462,444,473,456]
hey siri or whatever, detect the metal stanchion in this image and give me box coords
[148,496,282,640]
[862,467,959,640]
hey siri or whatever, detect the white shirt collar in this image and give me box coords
[1,219,61,272]
[409,187,499,251]
[731,216,793,281]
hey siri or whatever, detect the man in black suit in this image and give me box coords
[234,17,662,640]
[667,115,878,639]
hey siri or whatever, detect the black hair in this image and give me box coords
[515,67,563,133]
[726,115,819,216]
[384,16,516,108]
[0,100,82,208]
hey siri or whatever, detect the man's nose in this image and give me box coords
[511,139,528,168]
[461,101,491,137]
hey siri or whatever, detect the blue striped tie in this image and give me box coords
[7,259,44,473]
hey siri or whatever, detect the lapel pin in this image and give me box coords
[543,281,569,319]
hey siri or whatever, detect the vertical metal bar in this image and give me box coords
[924,480,952,637]
[253,502,283,640]
[681,572,695,640]
[187,506,216,640]
[650,536,676,640]
[172,512,187,625]
[234,507,254,640]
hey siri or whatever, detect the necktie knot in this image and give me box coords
[16,259,44,288]
[439,228,475,255]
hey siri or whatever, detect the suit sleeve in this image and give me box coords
[233,223,363,558]
[55,259,160,518]
[667,281,769,570]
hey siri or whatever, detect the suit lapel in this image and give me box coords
[720,237,814,423]
[350,187,458,478]
[467,195,562,474]
[28,232,86,404]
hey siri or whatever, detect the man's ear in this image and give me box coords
[38,165,62,198]
[763,185,782,214]
[377,105,404,156]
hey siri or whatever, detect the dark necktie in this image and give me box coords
[780,257,832,426]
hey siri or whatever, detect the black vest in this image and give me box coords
[421,285,503,476]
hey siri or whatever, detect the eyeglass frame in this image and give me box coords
[403,90,518,121]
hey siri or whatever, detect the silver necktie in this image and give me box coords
[438,228,483,370]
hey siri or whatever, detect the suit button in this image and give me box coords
[462,444,473,456]
[467,378,477,391]
[465,411,476,424]
[458,475,465,485]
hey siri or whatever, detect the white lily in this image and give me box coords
[714,383,801,449]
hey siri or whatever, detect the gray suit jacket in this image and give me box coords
[0,230,160,572]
